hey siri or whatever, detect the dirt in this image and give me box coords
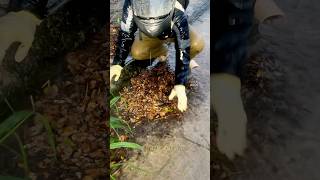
[0,0,107,104]
[19,31,108,180]
[231,0,320,179]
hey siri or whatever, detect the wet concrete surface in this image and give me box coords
[119,8,210,180]
[234,0,320,179]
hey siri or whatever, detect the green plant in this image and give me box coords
[110,142,142,150]
[0,111,34,144]
[0,98,57,178]
[0,176,29,180]
[35,114,57,160]
[109,95,142,180]
[0,110,33,176]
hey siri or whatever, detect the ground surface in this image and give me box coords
[0,32,108,179]
[118,7,211,180]
[233,0,320,179]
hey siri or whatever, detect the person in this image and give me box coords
[211,0,255,159]
[110,0,205,112]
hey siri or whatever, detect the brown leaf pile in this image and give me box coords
[25,32,108,180]
[110,23,183,123]
[116,64,182,123]
[242,52,285,108]
[243,53,277,95]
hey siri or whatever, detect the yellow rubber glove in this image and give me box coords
[0,11,41,64]
[211,73,247,159]
[169,85,187,112]
[110,65,123,83]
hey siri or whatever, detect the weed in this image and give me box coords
[0,99,57,179]
[109,95,142,179]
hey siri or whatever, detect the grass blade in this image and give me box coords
[0,176,29,180]
[110,175,116,180]
[110,162,124,169]
[110,142,142,150]
[110,116,125,129]
[110,116,132,135]
[35,114,57,160]
[0,111,34,144]
[110,96,120,107]
[14,133,29,176]
[110,137,119,144]
[4,98,15,113]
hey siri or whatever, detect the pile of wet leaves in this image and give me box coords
[110,22,182,123]
[242,51,286,115]
[24,31,108,180]
[116,64,183,123]
[242,52,284,97]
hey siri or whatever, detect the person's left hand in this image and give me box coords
[169,85,187,112]
[0,11,41,64]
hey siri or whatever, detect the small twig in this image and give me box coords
[112,127,121,140]
[41,80,50,89]
[4,98,15,113]
[30,95,35,113]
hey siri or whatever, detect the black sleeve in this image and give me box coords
[211,0,255,76]
[177,0,189,9]
[112,0,138,67]
[172,9,190,85]
[8,0,49,18]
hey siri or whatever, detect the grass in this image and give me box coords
[14,133,29,175]
[109,95,142,180]
[0,111,34,144]
[0,98,57,179]
[34,114,57,160]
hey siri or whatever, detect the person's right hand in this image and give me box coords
[211,73,248,159]
[169,85,188,112]
[0,10,41,64]
[110,65,123,83]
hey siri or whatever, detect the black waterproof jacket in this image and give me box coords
[112,0,191,85]
[5,0,67,18]
[212,0,255,77]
